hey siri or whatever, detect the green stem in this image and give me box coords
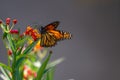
[12,51,16,80]
[10,24,14,31]
[8,56,10,67]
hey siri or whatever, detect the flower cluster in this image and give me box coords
[24,26,41,41]
[0,18,64,80]
[23,65,37,80]
[10,29,19,34]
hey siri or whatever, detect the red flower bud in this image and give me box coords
[0,20,2,24]
[13,19,17,24]
[8,50,12,55]
[6,18,11,25]
[10,29,19,34]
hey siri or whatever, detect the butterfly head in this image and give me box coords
[39,26,45,34]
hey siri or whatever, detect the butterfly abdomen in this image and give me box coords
[61,31,72,40]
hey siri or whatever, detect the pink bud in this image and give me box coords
[10,29,19,34]
[13,19,17,24]
[6,18,11,25]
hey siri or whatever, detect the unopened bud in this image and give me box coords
[6,18,11,25]
[13,19,17,24]
[0,20,2,24]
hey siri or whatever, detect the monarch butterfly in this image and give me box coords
[39,21,72,47]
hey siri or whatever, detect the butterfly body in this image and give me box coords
[40,26,46,34]
[40,21,71,47]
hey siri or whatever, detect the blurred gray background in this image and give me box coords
[0,0,120,80]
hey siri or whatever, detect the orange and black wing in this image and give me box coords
[44,21,59,30]
[40,32,57,47]
[40,21,71,47]
[40,21,59,47]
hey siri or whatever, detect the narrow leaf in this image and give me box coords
[16,36,28,48]
[17,54,36,61]
[19,68,24,80]
[44,58,64,74]
[46,58,64,69]
[16,39,39,68]
[0,63,12,72]
[16,45,24,56]
[23,39,39,55]
[0,67,12,80]
[2,32,7,39]
[35,53,52,80]
[46,67,55,80]
[7,33,16,53]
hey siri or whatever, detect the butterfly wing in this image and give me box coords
[40,31,57,47]
[40,21,59,47]
[40,21,72,47]
[40,30,71,47]
[44,21,59,30]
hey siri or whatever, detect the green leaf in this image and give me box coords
[46,67,55,80]
[2,32,8,39]
[16,45,24,56]
[19,67,24,80]
[0,67,12,80]
[16,39,39,68]
[16,68,22,80]
[7,33,16,53]
[0,24,7,32]
[12,67,22,80]
[16,36,28,48]
[46,58,64,69]
[44,58,64,74]
[23,39,39,55]
[35,53,52,80]
[0,63,12,72]
[16,54,36,61]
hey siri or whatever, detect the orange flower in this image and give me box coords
[28,40,42,51]
[24,26,41,41]
[34,40,42,51]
